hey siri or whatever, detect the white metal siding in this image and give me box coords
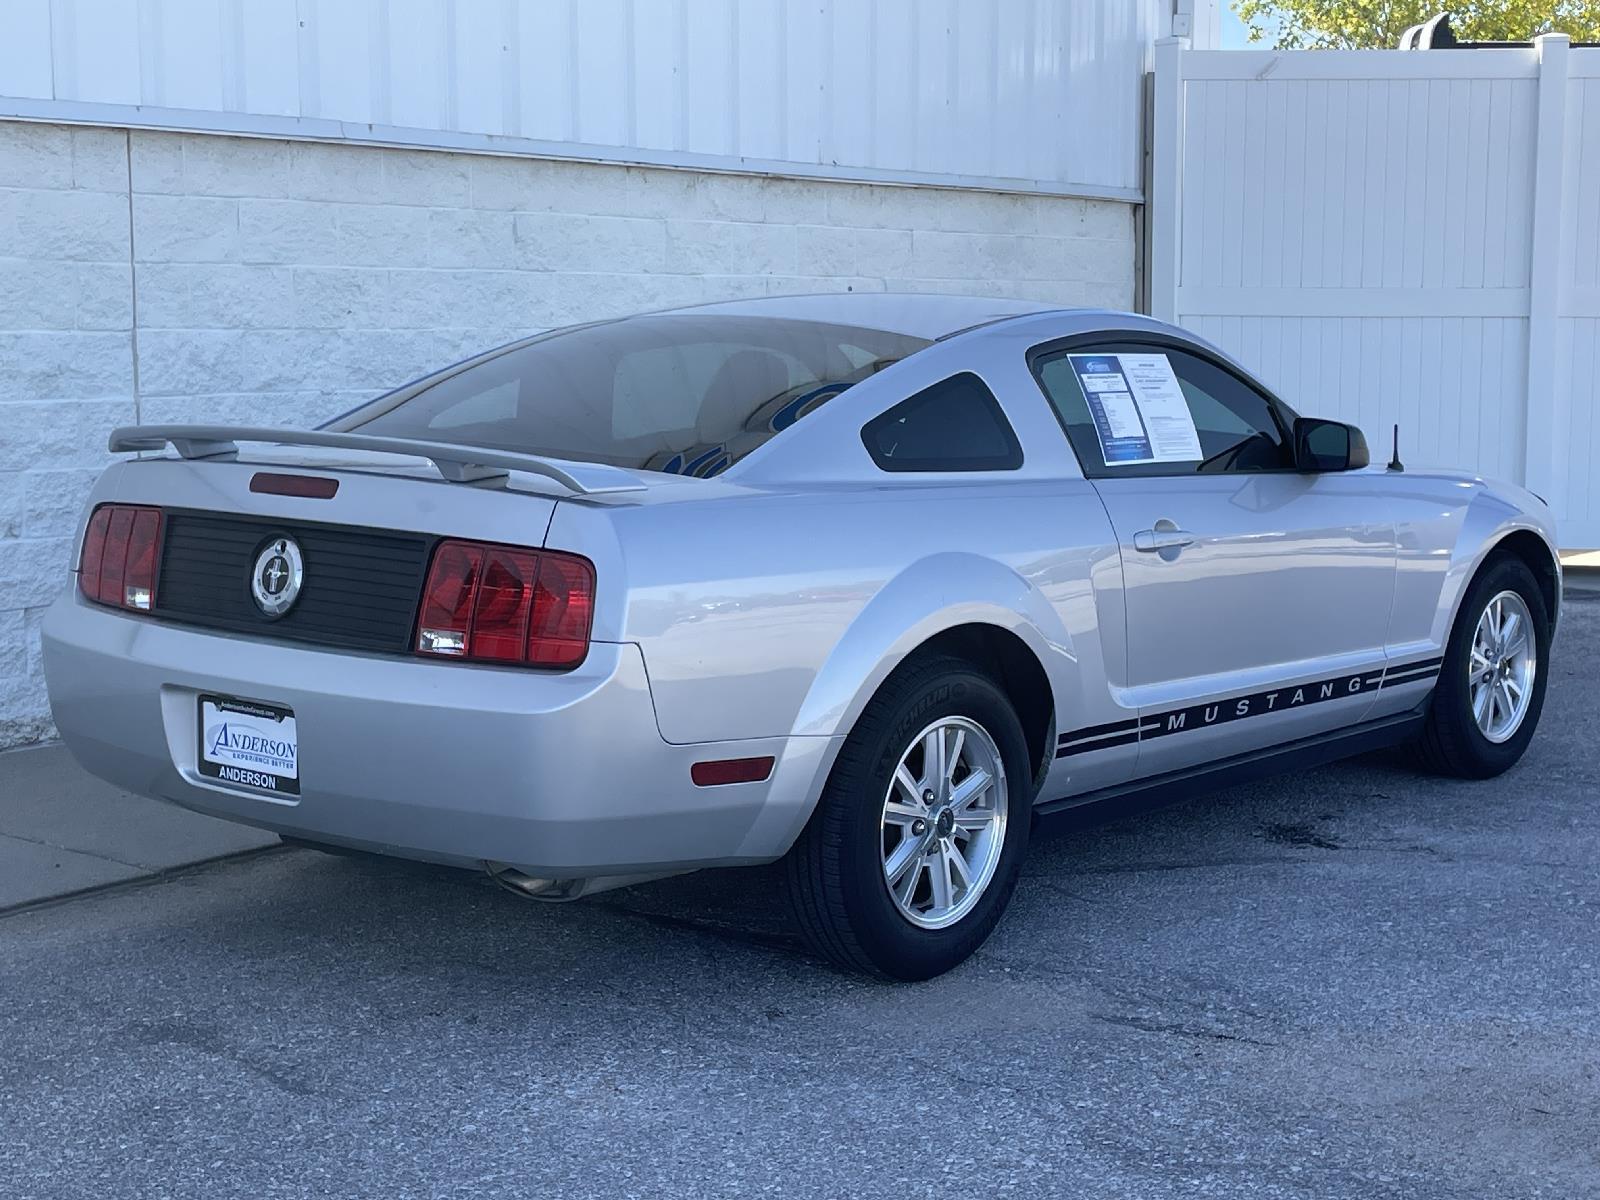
[1152,41,1600,549]
[1562,65,1600,544]
[0,0,1163,199]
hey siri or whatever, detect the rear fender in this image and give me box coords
[790,552,1074,741]
[739,553,1073,860]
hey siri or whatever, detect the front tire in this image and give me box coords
[1415,554,1551,779]
[784,655,1033,980]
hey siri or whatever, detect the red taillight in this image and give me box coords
[473,548,541,661]
[415,539,595,669]
[79,504,163,612]
[528,552,595,667]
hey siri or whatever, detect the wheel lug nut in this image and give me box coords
[911,819,927,836]
[922,789,936,804]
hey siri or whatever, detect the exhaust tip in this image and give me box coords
[484,861,689,902]
[484,862,575,899]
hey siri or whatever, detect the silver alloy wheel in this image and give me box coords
[880,716,1008,930]
[1469,589,1537,744]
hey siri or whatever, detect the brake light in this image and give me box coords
[79,504,163,611]
[415,539,595,669]
[250,472,339,499]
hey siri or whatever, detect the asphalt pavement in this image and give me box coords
[2,594,1597,1199]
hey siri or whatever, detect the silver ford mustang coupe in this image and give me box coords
[42,294,1559,979]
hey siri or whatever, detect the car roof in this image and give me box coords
[661,292,1065,340]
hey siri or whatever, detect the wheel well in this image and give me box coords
[902,624,1054,783]
[1486,530,1560,624]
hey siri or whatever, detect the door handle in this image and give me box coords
[1133,527,1195,553]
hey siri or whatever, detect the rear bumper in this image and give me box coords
[40,594,838,876]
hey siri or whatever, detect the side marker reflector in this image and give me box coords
[690,757,775,787]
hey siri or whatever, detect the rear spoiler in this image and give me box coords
[107,425,647,496]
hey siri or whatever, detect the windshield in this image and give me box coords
[337,313,932,476]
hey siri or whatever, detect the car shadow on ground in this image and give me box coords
[67,591,1584,993]
[292,736,1496,976]
[213,592,1596,993]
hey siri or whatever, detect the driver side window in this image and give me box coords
[1033,343,1292,478]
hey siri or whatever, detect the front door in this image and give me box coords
[1031,340,1396,778]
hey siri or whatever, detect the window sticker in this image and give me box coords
[1067,353,1203,466]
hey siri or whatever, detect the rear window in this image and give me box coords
[336,314,931,475]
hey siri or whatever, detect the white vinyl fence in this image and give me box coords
[1150,36,1600,549]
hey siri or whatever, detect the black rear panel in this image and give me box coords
[156,509,432,654]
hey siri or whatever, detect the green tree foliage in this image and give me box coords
[1233,1,1600,48]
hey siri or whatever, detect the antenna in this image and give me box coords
[1387,423,1405,472]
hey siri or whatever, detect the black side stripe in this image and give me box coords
[1058,720,1155,752]
[1058,716,1141,746]
[1384,668,1442,685]
[1057,730,1142,755]
[1382,656,1445,686]
[1056,657,1444,759]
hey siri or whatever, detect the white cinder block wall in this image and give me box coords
[1,123,138,748]
[0,120,1137,748]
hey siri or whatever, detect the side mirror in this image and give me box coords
[1293,418,1369,472]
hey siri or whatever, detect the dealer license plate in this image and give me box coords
[197,695,300,795]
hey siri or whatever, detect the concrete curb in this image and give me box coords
[0,742,281,909]
[0,842,290,919]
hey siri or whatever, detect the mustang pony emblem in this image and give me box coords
[251,536,303,617]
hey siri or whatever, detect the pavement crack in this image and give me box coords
[1090,1012,1278,1048]
[1017,876,1101,904]
[125,1019,325,1099]
[1257,822,1343,851]
[588,901,806,958]
[1066,856,1291,876]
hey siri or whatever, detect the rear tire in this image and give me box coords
[1415,554,1550,779]
[784,655,1033,981]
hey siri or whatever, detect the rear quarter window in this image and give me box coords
[861,373,1023,472]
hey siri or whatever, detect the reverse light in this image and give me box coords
[79,504,163,612]
[415,539,595,669]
